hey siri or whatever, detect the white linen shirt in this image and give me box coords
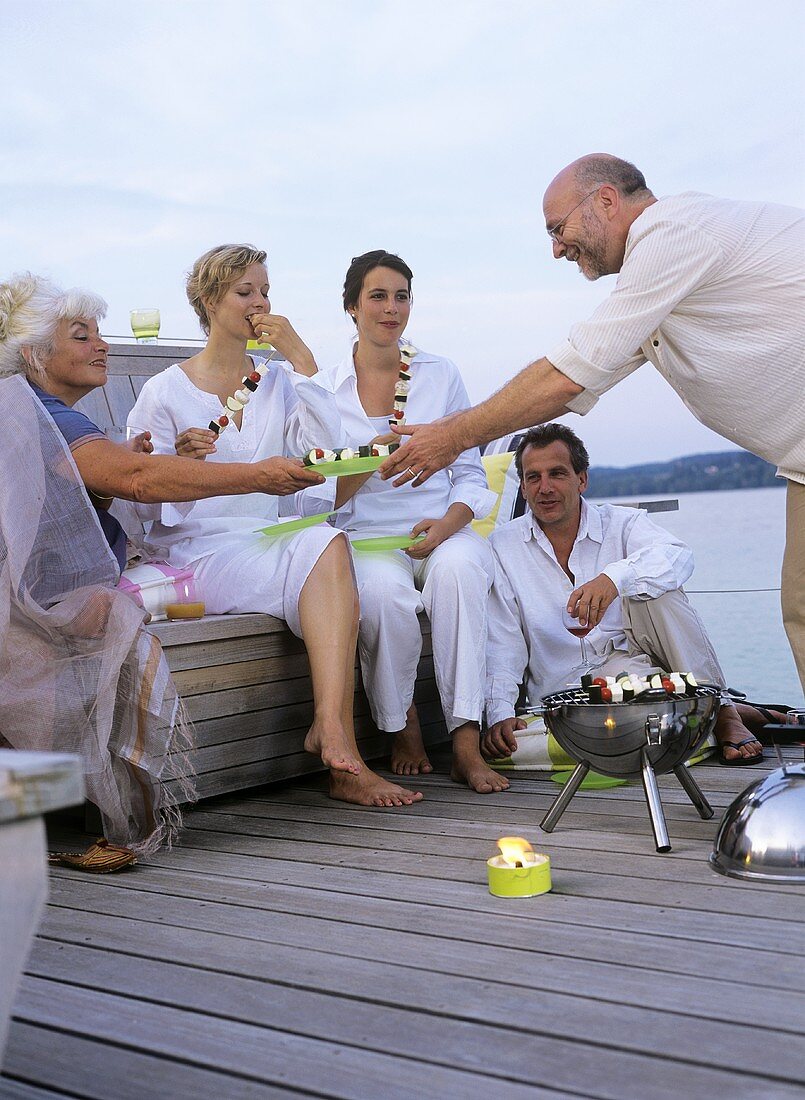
[485,500,694,725]
[316,343,496,535]
[128,359,339,563]
[548,192,805,483]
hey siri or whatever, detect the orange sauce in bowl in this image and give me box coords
[165,602,205,620]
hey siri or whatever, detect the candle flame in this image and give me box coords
[605,717,616,730]
[497,836,534,866]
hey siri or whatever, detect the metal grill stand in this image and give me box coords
[540,747,714,853]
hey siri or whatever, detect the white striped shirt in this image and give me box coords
[547,192,805,484]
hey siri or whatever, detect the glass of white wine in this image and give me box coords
[130,308,161,343]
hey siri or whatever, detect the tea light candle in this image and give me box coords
[487,836,551,898]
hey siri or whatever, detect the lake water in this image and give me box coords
[596,486,802,706]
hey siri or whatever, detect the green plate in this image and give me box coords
[550,770,628,789]
[351,533,426,553]
[256,512,334,537]
[305,456,385,478]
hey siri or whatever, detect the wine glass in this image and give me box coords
[561,604,593,667]
[130,308,160,343]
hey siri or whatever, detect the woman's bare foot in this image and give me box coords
[390,704,433,776]
[304,719,362,774]
[329,768,424,807]
[450,723,510,793]
[715,705,764,763]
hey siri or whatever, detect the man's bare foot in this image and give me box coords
[715,705,764,764]
[304,720,362,774]
[329,768,424,807]
[390,704,433,776]
[734,702,788,734]
[451,723,510,793]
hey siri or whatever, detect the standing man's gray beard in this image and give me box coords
[577,207,610,281]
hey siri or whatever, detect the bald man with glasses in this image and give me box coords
[382,153,805,694]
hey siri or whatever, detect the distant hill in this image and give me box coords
[586,450,782,498]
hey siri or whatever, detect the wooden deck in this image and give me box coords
[3,747,804,1099]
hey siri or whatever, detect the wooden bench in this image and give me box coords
[75,343,448,801]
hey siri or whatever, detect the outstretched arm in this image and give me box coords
[72,438,326,504]
[380,357,583,485]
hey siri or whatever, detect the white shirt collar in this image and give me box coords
[524,497,603,547]
[329,334,434,391]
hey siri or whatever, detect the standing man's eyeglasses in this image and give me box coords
[546,188,600,242]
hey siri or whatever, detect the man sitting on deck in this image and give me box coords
[481,425,768,768]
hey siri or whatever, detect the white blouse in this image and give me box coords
[316,342,497,536]
[128,359,339,562]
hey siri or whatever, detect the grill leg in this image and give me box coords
[673,764,714,820]
[540,761,590,833]
[640,750,671,852]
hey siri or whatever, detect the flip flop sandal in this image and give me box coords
[719,735,764,766]
[48,837,136,873]
[742,702,792,722]
[734,702,794,742]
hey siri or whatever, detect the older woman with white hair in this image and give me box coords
[0,273,206,862]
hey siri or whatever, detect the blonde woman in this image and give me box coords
[129,244,422,807]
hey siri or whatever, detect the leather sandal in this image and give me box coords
[48,837,137,873]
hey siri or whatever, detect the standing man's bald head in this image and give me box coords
[543,154,656,279]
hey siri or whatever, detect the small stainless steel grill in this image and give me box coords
[540,682,721,852]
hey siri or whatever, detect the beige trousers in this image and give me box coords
[592,588,727,689]
[782,479,805,696]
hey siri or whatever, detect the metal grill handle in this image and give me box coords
[645,714,663,746]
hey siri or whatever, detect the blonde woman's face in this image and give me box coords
[207,262,270,338]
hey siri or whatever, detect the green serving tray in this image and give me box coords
[256,512,334,537]
[304,455,386,477]
[350,533,426,553]
[550,770,628,790]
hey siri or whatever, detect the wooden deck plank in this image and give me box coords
[37,881,804,1049]
[7,747,803,1099]
[10,978,557,1100]
[2,1022,298,1099]
[35,862,802,990]
[156,824,803,920]
[0,1079,76,1099]
[186,794,754,861]
[175,808,800,896]
[21,938,801,1100]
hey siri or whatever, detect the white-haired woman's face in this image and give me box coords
[41,317,109,403]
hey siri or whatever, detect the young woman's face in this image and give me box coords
[351,266,411,348]
[207,262,270,339]
[41,317,109,403]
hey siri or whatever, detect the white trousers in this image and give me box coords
[190,526,345,638]
[354,527,494,733]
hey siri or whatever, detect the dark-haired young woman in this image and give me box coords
[319,250,507,793]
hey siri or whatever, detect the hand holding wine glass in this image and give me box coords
[561,603,593,666]
[563,573,618,673]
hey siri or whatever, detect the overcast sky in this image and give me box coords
[2,0,803,466]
